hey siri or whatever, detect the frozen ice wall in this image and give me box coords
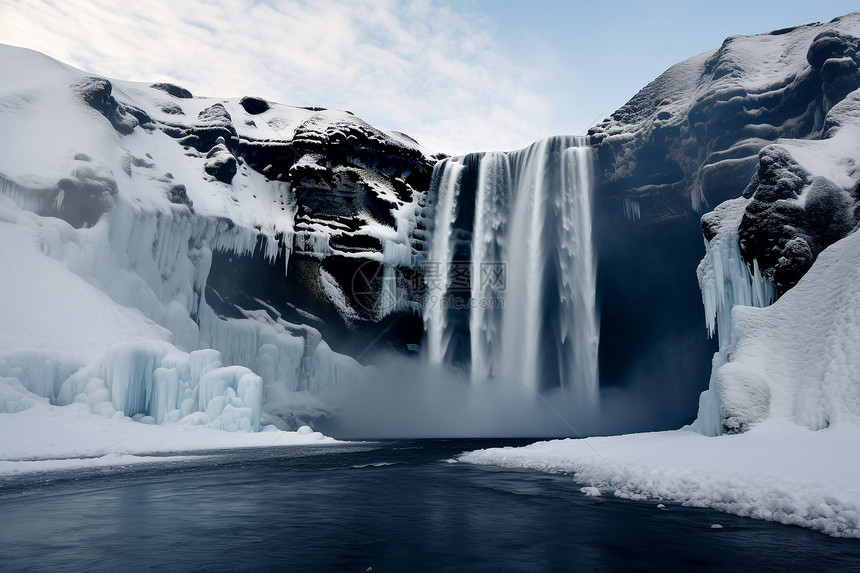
[689,198,777,435]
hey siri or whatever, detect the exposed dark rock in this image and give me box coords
[177,134,201,149]
[71,76,153,135]
[150,83,193,99]
[240,96,270,115]
[165,182,193,208]
[807,31,860,105]
[73,76,113,112]
[160,102,238,153]
[160,102,185,115]
[204,139,238,183]
[738,150,856,293]
[56,165,118,227]
[198,103,232,124]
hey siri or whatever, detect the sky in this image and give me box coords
[1,0,858,154]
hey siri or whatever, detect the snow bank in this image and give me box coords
[0,377,334,475]
[715,223,860,432]
[460,424,860,537]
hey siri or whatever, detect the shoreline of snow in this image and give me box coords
[0,454,198,476]
[459,423,860,538]
[0,399,340,476]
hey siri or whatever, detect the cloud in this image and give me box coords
[0,0,559,154]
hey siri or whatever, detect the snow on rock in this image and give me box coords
[203,137,238,184]
[0,43,392,436]
[590,12,860,221]
[712,226,860,433]
[737,120,860,295]
[691,84,860,435]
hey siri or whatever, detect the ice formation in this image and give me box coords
[697,198,776,349]
[0,44,382,432]
[688,198,776,435]
[691,100,860,434]
[423,137,598,404]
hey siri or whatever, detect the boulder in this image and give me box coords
[204,140,238,183]
[239,96,270,115]
[150,83,193,99]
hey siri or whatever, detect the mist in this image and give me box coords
[317,349,695,439]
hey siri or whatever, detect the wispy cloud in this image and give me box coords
[0,0,559,154]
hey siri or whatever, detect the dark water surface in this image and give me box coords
[0,439,858,572]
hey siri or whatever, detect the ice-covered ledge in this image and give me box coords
[0,386,337,476]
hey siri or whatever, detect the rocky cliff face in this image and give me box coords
[87,72,439,358]
[589,13,860,426]
[0,45,441,429]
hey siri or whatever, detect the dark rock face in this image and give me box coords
[239,116,434,265]
[204,140,238,183]
[205,237,424,360]
[192,103,239,152]
[737,146,857,294]
[60,73,438,360]
[589,28,827,221]
[72,76,153,135]
[150,83,193,99]
[239,96,270,115]
[733,30,860,295]
[807,31,860,105]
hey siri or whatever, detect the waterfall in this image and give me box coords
[423,158,466,364]
[422,136,599,406]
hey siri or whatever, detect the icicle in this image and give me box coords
[697,198,776,350]
[689,197,777,436]
[623,198,640,221]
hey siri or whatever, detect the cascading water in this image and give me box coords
[422,136,599,406]
[423,159,466,364]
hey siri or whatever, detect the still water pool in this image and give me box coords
[0,439,857,572]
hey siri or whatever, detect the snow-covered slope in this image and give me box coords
[0,42,435,442]
[716,225,860,432]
